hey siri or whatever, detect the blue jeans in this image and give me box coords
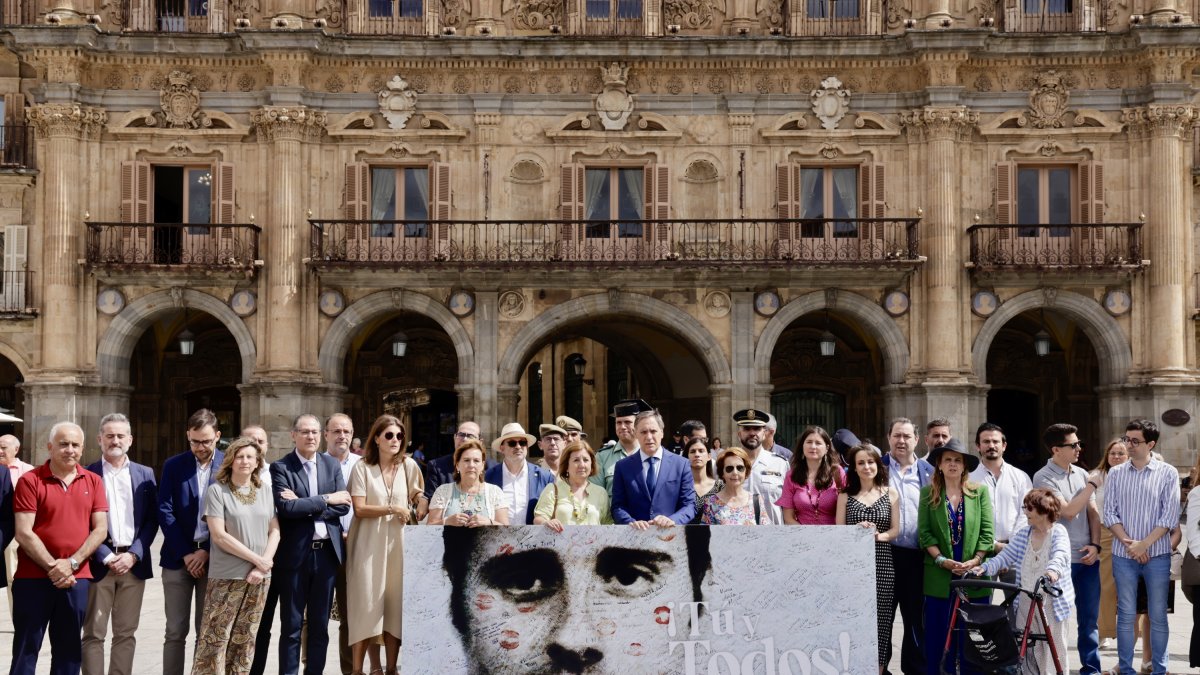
[1072,561,1102,674]
[1113,553,1170,675]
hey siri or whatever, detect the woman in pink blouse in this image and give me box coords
[776,426,846,525]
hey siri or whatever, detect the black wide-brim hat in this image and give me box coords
[927,437,980,472]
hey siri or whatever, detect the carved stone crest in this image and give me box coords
[150,70,210,130]
[664,0,723,28]
[379,75,418,130]
[595,63,634,131]
[810,76,850,131]
[1019,70,1071,129]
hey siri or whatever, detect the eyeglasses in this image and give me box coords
[1120,437,1146,447]
[382,431,402,441]
[1055,441,1083,450]
[505,440,528,448]
[455,432,478,440]
[188,437,217,448]
[722,465,747,474]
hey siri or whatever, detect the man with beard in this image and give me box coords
[594,399,653,493]
[733,409,788,525]
[920,418,951,459]
[968,422,1031,560]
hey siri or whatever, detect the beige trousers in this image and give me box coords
[82,571,147,675]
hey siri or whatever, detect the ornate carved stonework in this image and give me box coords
[900,106,979,140]
[664,0,722,28]
[148,70,211,130]
[378,76,418,130]
[1122,105,1200,137]
[756,0,784,30]
[442,0,469,27]
[595,63,634,131]
[26,104,107,139]
[1018,70,1072,129]
[250,106,328,142]
[811,76,851,131]
[505,0,562,29]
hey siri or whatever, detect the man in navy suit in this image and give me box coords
[485,423,555,525]
[158,408,224,675]
[82,413,158,675]
[611,409,696,528]
[881,416,935,675]
[423,421,495,501]
[270,413,351,675]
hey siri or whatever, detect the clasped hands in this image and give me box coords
[47,559,77,589]
[448,512,492,527]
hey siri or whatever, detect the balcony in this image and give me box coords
[0,270,34,316]
[789,0,883,35]
[345,0,437,35]
[308,218,921,270]
[1001,0,1107,32]
[0,126,30,170]
[966,223,1144,275]
[124,0,230,32]
[85,223,261,274]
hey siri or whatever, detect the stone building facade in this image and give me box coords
[0,0,1196,468]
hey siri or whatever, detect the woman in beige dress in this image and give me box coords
[345,414,425,675]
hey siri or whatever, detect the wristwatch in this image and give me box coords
[68,557,79,571]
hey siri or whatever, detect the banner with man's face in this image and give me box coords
[403,525,877,674]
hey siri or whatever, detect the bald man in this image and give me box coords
[0,433,31,611]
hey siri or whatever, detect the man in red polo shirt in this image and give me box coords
[11,421,108,675]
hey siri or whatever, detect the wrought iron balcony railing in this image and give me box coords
[0,125,30,170]
[967,223,1144,269]
[308,218,921,268]
[85,222,261,270]
[0,270,34,315]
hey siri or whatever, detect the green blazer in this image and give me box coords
[917,483,994,599]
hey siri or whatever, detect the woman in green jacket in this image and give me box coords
[917,437,994,675]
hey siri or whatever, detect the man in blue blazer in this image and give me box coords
[485,423,555,525]
[158,408,224,675]
[611,410,696,527]
[270,413,351,675]
[0,463,12,584]
[83,413,158,675]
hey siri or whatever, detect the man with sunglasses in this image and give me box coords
[1033,422,1103,675]
[486,423,555,524]
[157,408,224,675]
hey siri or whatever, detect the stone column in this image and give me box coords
[21,382,131,464]
[729,290,756,410]
[473,291,499,435]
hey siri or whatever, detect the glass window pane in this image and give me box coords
[800,168,824,237]
[835,0,859,17]
[586,0,610,18]
[371,168,396,236]
[585,169,610,238]
[1047,168,1071,233]
[616,168,644,238]
[1017,168,1039,234]
[400,0,423,16]
[615,0,641,18]
[186,169,211,233]
[1045,0,1071,13]
[831,168,857,237]
[189,0,207,16]
[369,0,392,16]
[808,0,828,17]
[404,168,429,237]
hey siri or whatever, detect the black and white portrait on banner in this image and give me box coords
[404,526,877,674]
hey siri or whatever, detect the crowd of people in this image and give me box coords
[0,400,1194,675]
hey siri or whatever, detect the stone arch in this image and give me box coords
[497,292,732,387]
[0,340,31,377]
[972,289,1129,386]
[754,289,910,385]
[97,289,257,384]
[318,290,474,386]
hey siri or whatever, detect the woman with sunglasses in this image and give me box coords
[345,415,425,675]
[427,439,510,527]
[836,444,899,673]
[700,448,761,525]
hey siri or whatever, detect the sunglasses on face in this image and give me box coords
[382,431,402,441]
[505,440,528,448]
[722,464,747,474]
[1056,441,1083,449]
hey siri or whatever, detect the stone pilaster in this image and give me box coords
[900,106,978,383]
[249,106,326,381]
[27,103,106,375]
[729,290,756,410]
[473,291,499,436]
[20,381,131,464]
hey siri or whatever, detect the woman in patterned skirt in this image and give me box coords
[836,444,899,672]
[701,448,761,525]
[192,436,278,675]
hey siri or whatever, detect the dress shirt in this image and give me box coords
[747,448,788,525]
[970,461,1032,543]
[502,462,529,525]
[334,451,360,533]
[298,450,330,540]
[887,456,923,548]
[193,459,212,542]
[101,457,136,564]
[639,447,665,486]
[1188,487,1200,558]
[1102,458,1181,560]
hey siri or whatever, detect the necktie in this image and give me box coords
[645,456,658,496]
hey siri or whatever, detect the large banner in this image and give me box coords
[403,525,877,674]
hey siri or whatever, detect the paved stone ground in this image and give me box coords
[0,568,1194,673]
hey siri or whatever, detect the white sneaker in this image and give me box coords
[1100,637,1113,649]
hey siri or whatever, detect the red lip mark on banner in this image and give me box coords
[657,533,677,542]
[625,642,646,657]
[597,619,617,636]
[474,593,494,611]
[517,604,537,613]
[499,629,520,650]
[496,544,515,556]
[654,606,671,625]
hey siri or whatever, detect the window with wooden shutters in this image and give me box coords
[344,162,370,261]
[1015,165,1072,236]
[119,160,152,263]
[582,167,644,239]
[644,164,670,253]
[858,162,885,258]
[430,162,451,255]
[1077,161,1104,263]
[798,166,857,239]
[559,163,584,258]
[1,224,26,311]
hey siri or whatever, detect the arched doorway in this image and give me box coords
[768,311,884,450]
[343,311,459,460]
[984,309,1101,474]
[0,351,24,440]
[129,311,242,471]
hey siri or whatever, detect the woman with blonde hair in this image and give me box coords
[533,441,611,528]
[345,415,425,675]
[192,437,278,675]
[1091,438,1128,650]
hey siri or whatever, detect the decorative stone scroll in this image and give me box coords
[379,75,418,130]
[250,106,328,142]
[811,76,851,131]
[149,70,211,130]
[664,0,723,28]
[595,63,634,131]
[506,0,562,29]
